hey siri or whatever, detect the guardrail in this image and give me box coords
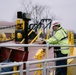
[0,62,23,75]
[25,56,76,75]
[0,44,76,75]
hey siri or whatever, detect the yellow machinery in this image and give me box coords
[34,48,45,75]
[30,29,43,44]
[68,30,74,56]
[0,33,3,42]
[17,33,22,39]
[11,33,15,39]
[0,18,25,42]
[66,30,75,75]
[16,19,24,30]
[0,33,9,42]
[15,19,25,41]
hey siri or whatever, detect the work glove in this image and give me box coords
[36,38,46,44]
[38,39,46,44]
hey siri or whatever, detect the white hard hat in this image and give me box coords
[51,20,60,27]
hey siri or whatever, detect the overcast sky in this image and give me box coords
[0,0,76,32]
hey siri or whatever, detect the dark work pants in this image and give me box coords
[54,47,67,75]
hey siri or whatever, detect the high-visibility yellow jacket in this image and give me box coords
[46,27,70,54]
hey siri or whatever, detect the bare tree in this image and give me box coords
[20,0,52,23]
[12,0,61,24]
[31,5,46,23]
[20,0,33,13]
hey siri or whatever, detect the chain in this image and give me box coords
[0,23,22,30]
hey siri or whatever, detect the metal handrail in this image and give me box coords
[0,44,76,75]
[0,43,76,47]
[25,55,76,64]
[25,56,76,75]
[0,62,23,75]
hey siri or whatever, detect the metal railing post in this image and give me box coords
[26,62,30,75]
[70,33,74,56]
[45,43,49,59]
[0,64,1,75]
[45,43,49,75]
[43,62,47,75]
[52,68,55,75]
[19,63,23,75]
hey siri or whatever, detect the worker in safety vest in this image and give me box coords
[41,20,70,75]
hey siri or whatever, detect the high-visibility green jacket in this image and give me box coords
[46,27,70,54]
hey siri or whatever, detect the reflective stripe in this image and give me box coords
[52,28,67,42]
[61,48,69,50]
[53,35,59,42]
[53,30,67,42]
[54,48,69,51]
[60,29,67,37]
[59,29,68,41]
[60,37,68,41]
